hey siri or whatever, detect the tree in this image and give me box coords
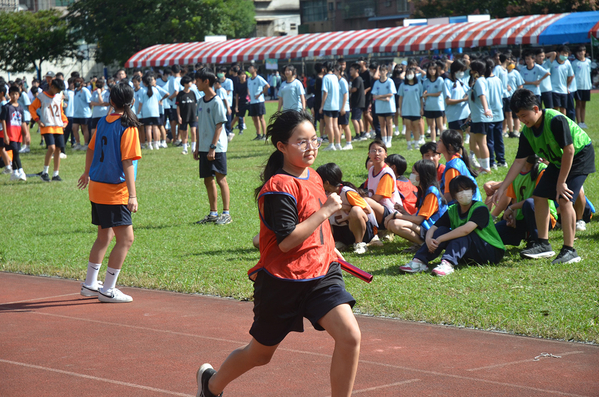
[412,0,598,19]
[0,9,80,78]
[67,0,256,66]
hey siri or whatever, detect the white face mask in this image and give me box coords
[406,73,414,80]
[455,189,473,205]
[409,173,420,187]
[456,71,465,79]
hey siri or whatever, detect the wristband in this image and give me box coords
[129,196,136,199]
[394,211,399,219]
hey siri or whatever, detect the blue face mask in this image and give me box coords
[559,55,568,62]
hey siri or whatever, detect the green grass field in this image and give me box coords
[2,99,598,343]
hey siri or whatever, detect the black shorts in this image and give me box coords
[533,163,588,203]
[166,108,178,122]
[574,89,591,102]
[249,102,266,117]
[448,118,468,130]
[323,110,339,118]
[180,121,198,130]
[338,112,349,126]
[236,103,249,117]
[470,122,488,135]
[306,96,315,110]
[159,113,166,126]
[3,140,20,152]
[350,108,363,121]
[249,263,355,346]
[502,97,511,111]
[552,92,568,108]
[423,110,443,119]
[377,112,394,118]
[72,117,89,125]
[43,133,65,148]
[378,206,393,231]
[141,117,161,126]
[403,115,421,122]
[199,151,227,178]
[90,117,103,130]
[541,91,554,109]
[332,221,375,246]
[91,202,132,229]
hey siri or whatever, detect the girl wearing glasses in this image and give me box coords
[196,109,361,397]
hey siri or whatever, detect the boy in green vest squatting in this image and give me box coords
[495,88,595,264]
[402,176,505,276]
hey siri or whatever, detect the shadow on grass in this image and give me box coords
[183,247,259,258]
[0,297,101,312]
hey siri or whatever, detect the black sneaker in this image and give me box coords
[551,248,582,265]
[52,175,63,182]
[520,242,555,259]
[196,363,221,397]
[508,131,520,138]
[40,173,51,182]
[195,214,218,224]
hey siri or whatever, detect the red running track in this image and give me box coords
[1,272,597,396]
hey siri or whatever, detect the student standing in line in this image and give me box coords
[335,64,353,150]
[348,63,366,141]
[139,74,169,151]
[277,65,305,112]
[247,64,270,141]
[371,64,397,148]
[176,75,199,155]
[534,48,554,110]
[90,78,110,136]
[320,61,341,151]
[485,59,506,169]
[422,62,445,143]
[397,67,424,150]
[72,77,92,149]
[467,60,493,173]
[443,60,470,143]
[166,65,183,146]
[506,59,524,137]
[572,45,592,128]
[546,45,574,115]
[2,86,27,181]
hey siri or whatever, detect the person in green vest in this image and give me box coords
[494,155,558,247]
[402,175,505,276]
[495,88,595,264]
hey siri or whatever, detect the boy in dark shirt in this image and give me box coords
[349,63,365,141]
[176,75,198,155]
[1,86,27,181]
[232,70,249,133]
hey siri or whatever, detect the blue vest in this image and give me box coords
[440,157,482,203]
[89,117,138,184]
[417,185,447,231]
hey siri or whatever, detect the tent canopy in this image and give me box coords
[125,11,599,68]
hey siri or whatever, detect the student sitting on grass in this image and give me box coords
[386,159,447,250]
[437,129,481,204]
[401,176,505,276]
[385,154,418,215]
[420,141,445,182]
[494,88,595,264]
[317,162,378,254]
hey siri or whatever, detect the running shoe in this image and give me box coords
[341,143,353,150]
[432,260,454,276]
[520,241,555,259]
[40,172,51,182]
[215,213,232,225]
[322,144,336,151]
[399,258,428,273]
[196,363,220,397]
[551,248,582,265]
[353,242,368,254]
[196,214,218,224]
[576,220,586,231]
[52,175,63,182]
[98,287,133,303]
[80,281,104,297]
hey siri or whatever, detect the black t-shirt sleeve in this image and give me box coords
[263,194,299,244]
[469,206,490,229]
[515,133,535,159]
[550,114,572,148]
[434,211,451,228]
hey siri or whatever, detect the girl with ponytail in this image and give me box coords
[77,82,141,304]
[198,109,361,397]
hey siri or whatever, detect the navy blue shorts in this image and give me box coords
[180,121,198,130]
[72,117,89,126]
[424,110,443,119]
[350,107,363,121]
[533,163,587,203]
[377,112,394,118]
[166,108,178,122]
[541,91,554,108]
[90,117,102,130]
[141,117,161,126]
[470,122,488,135]
[323,110,339,118]
[199,151,227,178]
[338,112,350,126]
[236,103,249,117]
[448,118,468,130]
[159,113,166,126]
[332,221,375,245]
[574,90,591,102]
[43,133,65,148]
[502,97,511,111]
[249,102,266,117]
[403,115,421,122]
[249,263,355,346]
[91,202,132,229]
[552,92,568,108]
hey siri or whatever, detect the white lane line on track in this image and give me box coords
[466,350,586,371]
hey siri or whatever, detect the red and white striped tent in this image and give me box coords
[125,12,595,68]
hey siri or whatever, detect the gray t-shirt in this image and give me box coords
[197,95,228,153]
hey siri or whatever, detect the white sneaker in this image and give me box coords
[418,137,426,146]
[341,143,353,150]
[3,166,12,174]
[98,287,133,303]
[576,220,587,231]
[80,281,104,297]
[400,258,429,273]
[393,125,399,136]
[471,156,481,168]
[19,146,30,153]
[407,141,413,150]
[322,144,336,151]
[10,171,20,181]
[579,122,588,129]
[432,260,455,276]
[60,153,67,159]
[161,141,168,148]
[353,242,368,254]
[18,169,26,181]
[464,134,470,144]
[228,133,235,142]
[154,142,160,150]
[148,142,154,150]
[182,148,188,155]
[335,143,343,151]
[386,140,392,148]
[401,125,406,135]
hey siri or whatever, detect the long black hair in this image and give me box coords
[142,73,154,98]
[449,59,466,86]
[439,129,478,177]
[469,59,486,101]
[412,159,445,205]
[255,110,314,200]
[316,163,359,191]
[110,83,141,128]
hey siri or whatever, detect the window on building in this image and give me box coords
[385,0,391,7]
[397,0,408,12]
[328,2,334,10]
[302,0,328,22]
[343,0,376,19]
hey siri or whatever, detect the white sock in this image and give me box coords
[53,170,59,177]
[85,262,102,287]
[335,143,342,149]
[191,142,196,152]
[43,166,49,174]
[103,267,121,291]
[480,158,490,170]
[183,143,188,150]
[6,164,12,171]
[161,140,166,145]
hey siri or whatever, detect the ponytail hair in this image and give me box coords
[413,159,444,205]
[484,58,494,78]
[142,74,153,98]
[110,83,141,128]
[469,59,486,101]
[439,129,478,177]
[255,110,314,200]
[316,162,358,192]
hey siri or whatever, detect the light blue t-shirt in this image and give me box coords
[398,82,423,117]
[216,86,229,107]
[494,65,509,98]
[540,60,553,93]
[279,79,305,111]
[371,78,397,114]
[197,95,228,153]
[156,78,170,109]
[64,89,75,118]
[422,77,445,111]
[443,78,470,123]
[74,87,92,118]
[550,60,574,95]
[139,87,163,118]
[133,87,145,118]
[221,78,234,107]
[191,84,204,103]
[486,75,504,122]
[91,89,110,118]
[322,73,340,111]
[167,76,182,108]
[468,77,491,123]
[18,91,32,122]
[156,85,169,115]
[459,69,470,87]
[572,58,592,90]
[520,65,548,96]
[506,70,524,98]
[338,77,350,112]
[248,75,268,104]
